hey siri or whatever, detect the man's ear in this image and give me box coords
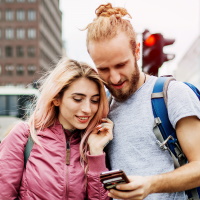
[135,43,140,61]
[53,98,60,106]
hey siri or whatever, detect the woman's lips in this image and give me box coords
[76,116,90,123]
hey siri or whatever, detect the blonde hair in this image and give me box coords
[85,3,137,53]
[28,57,109,167]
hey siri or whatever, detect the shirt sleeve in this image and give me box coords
[0,122,29,200]
[86,152,111,200]
[167,81,200,129]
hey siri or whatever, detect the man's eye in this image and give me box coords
[98,68,108,72]
[117,63,125,68]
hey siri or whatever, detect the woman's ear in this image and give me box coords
[135,42,140,61]
[53,99,60,106]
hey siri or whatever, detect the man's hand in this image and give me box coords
[108,176,152,200]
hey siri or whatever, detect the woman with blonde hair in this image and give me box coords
[0,57,113,200]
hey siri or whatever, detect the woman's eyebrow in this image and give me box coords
[92,94,100,97]
[72,93,100,97]
[72,93,86,97]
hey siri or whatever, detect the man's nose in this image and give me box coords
[110,70,121,84]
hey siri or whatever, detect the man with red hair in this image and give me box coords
[85,3,200,200]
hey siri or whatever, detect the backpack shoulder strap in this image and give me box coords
[24,135,34,167]
[151,76,187,167]
[151,76,176,141]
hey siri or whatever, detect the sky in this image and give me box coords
[59,0,200,73]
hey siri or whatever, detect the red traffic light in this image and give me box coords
[144,35,157,47]
[142,29,175,76]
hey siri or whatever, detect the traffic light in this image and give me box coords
[142,29,175,76]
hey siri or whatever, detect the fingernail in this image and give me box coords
[116,185,120,189]
[102,118,107,121]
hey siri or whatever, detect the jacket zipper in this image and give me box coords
[66,165,69,200]
[65,133,72,199]
[66,140,70,165]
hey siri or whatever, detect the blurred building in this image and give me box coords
[0,0,62,87]
[174,35,200,88]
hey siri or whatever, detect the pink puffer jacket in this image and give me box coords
[0,121,110,200]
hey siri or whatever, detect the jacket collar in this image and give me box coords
[51,119,82,144]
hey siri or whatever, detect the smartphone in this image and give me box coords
[100,169,130,190]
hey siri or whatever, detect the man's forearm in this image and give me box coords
[149,161,200,194]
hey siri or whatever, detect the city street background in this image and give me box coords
[59,0,200,73]
[0,0,200,140]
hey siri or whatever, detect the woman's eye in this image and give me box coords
[73,98,82,102]
[91,99,100,104]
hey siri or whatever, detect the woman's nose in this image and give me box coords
[81,101,91,114]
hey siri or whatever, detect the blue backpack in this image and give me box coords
[151,76,200,200]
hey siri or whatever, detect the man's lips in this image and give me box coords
[111,81,126,89]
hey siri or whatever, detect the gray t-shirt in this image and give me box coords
[107,76,200,200]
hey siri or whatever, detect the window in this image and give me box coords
[27,46,35,57]
[16,46,24,57]
[16,64,24,75]
[0,29,2,39]
[0,65,2,75]
[5,10,14,21]
[5,28,14,39]
[17,0,25,2]
[28,10,36,21]
[5,46,13,57]
[0,96,6,115]
[0,10,2,20]
[5,0,14,2]
[28,28,36,39]
[27,65,36,75]
[16,10,25,21]
[16,28,25,39]
[28,0,36,2]
[5,64,14,76]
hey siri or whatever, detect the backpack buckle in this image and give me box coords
[156,135,173,150]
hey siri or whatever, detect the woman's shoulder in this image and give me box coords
[12,121,29,133]
[3,121,30,142]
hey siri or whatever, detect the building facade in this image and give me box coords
[174,36,200,88]
[0,0,62,86]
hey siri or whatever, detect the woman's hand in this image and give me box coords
[88,118,113,155]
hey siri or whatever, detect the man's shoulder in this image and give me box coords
[168,80,199,99]
[143,75,157,90]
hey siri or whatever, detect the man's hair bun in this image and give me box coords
[95,3,130,19]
